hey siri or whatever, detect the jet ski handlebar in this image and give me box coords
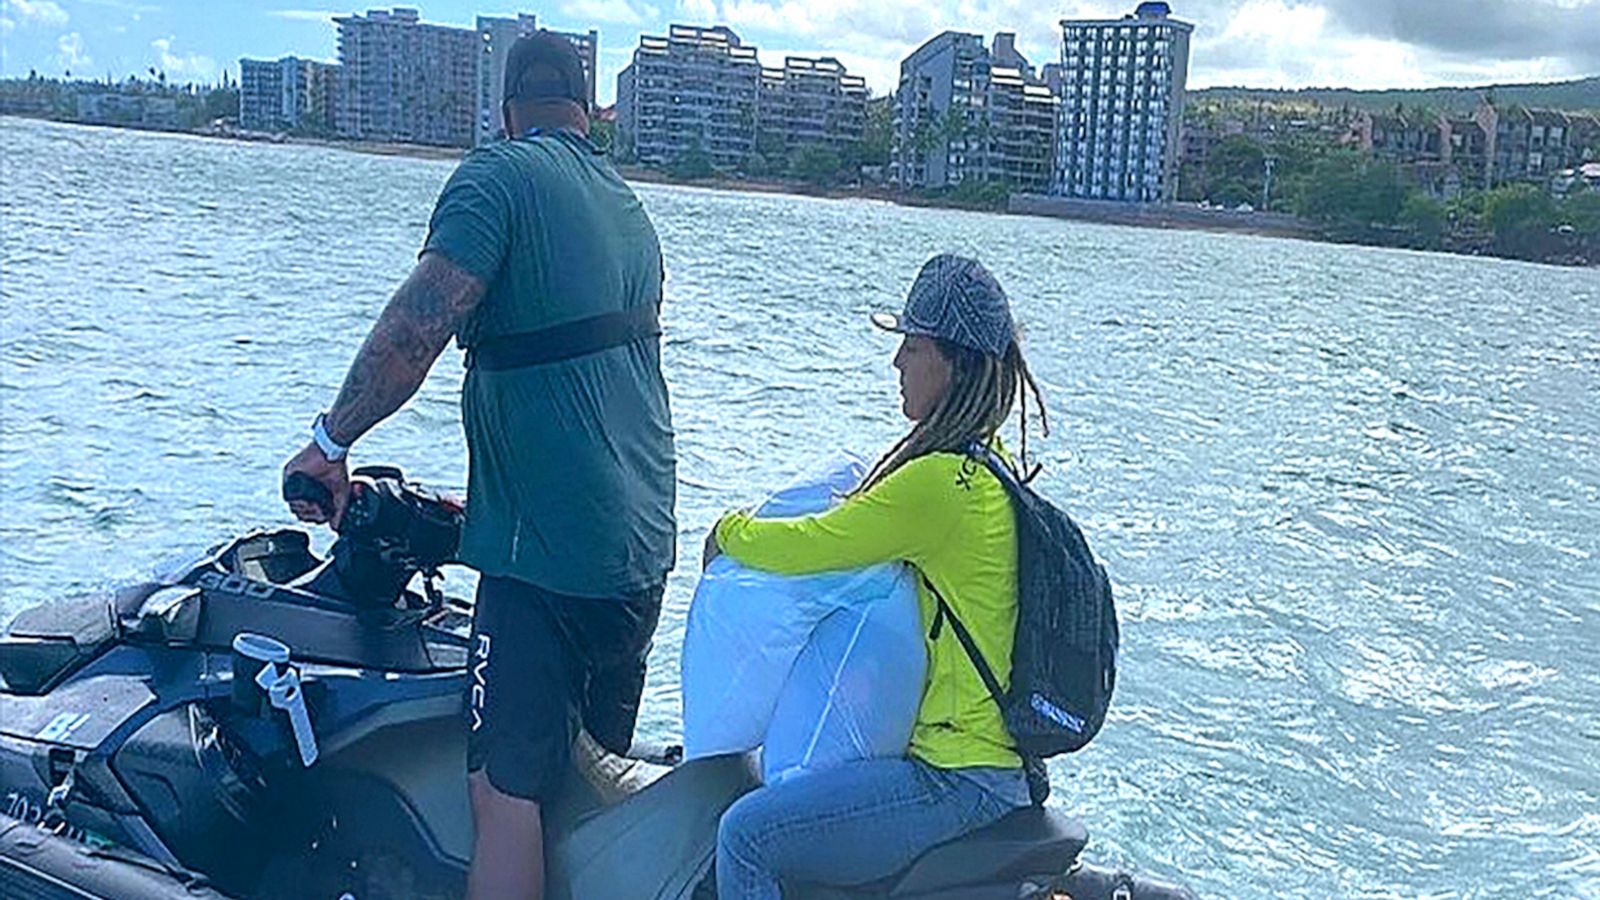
[282,470,339,521]
[286,466,465,608]
[338,466,464,573]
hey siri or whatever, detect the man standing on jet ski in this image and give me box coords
[281,31,675,900]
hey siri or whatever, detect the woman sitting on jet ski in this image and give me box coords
[704,254,1049,899]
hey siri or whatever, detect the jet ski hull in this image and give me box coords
[0,811,231,900]
[0,502,1197,900]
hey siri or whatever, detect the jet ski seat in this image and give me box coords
[887,807,1088,896]
[0,595,117,694]
[788,806,1089,899]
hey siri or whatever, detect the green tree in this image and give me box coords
[1210,178,1256,208]
[1294,150,1405,233]
[943,178,1012,209]
[1273,134,1326,180]
[1203,134,1265,205]
[835,140,864,182]
[1399,191,1446,248]
[613,128,636,164]
[1176,161,1205,202]
[789,144,843,186]
[203,86,238,124]
[1483,183,1558,257]
[1485,183,1556,234]
[740,152,771,178]
[970,113,993,154]
[1560,189,1600,236]
[754,128,786,164]
[1446,190,1487,233]
[1270,134,1330,208]
[589,117,616,152]
[860,94,892,167]
[939,107,968,143]
[668,137,715,180]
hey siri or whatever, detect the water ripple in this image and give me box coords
[4,116,1599,898]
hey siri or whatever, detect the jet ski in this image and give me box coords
[0,466,1196,900]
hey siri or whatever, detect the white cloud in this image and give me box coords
[0,16,14,33]
[662,0,1086,94]
[1191,0,1350,87]
[2,0,69,28]
[645,0,1598,98]
[152,36,218,82]
[719,0,810,34]
[680,0,718,21]
[267,9,337,23]
[76,0,161,11]
[1214,0,1329,45]
[55,31,91,71]
[561,0,658,26]
[1183,0,1592,90]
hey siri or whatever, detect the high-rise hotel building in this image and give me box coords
[889,32,1056,193]
[757,56,868,162]
[616,25,868,170]
[240,55,340,133]
[616,25,761,169]
[1053,2,1192,202]
[330,8,596,149]
[334,8,479,147]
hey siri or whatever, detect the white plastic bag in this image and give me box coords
[681,452,926,783]
[761,577,924,784]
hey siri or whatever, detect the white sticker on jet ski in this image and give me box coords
[35,712,91,742]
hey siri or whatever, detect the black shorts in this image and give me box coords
[465,574,662,803]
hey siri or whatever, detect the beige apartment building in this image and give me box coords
[890,31,1057,193]
[240,55,340,134]
[617,25,867,171]
[616,25,762,169]
[335,8,478,147]
[756,56,868,163]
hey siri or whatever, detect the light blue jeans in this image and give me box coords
[716,757,1029,900]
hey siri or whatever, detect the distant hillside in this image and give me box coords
[1191,76,1600,114]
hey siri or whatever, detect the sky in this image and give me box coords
[2,0,1597,107]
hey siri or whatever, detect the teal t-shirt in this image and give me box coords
[422,130,675,597]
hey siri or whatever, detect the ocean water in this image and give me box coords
[3,116,1598,898]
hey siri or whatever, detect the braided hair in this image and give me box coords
[860,337,1049,493]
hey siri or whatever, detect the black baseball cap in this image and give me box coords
[504,30,588,111]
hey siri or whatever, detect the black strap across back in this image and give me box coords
[464,304,661,371]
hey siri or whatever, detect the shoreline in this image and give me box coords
[6,114,1592,267]
[301,133,1598,267]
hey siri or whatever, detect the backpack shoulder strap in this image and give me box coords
[923,574,1007,709]
[967,441,1019,489]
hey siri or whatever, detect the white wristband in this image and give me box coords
[312,413,349,462]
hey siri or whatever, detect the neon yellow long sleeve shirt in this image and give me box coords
[715,451,1021,770]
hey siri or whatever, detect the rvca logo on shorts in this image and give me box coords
[470,633,492,732]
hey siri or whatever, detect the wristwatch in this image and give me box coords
[311,413,349,462]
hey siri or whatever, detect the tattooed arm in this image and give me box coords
[282,252,485,524]
[323,252,485,445]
